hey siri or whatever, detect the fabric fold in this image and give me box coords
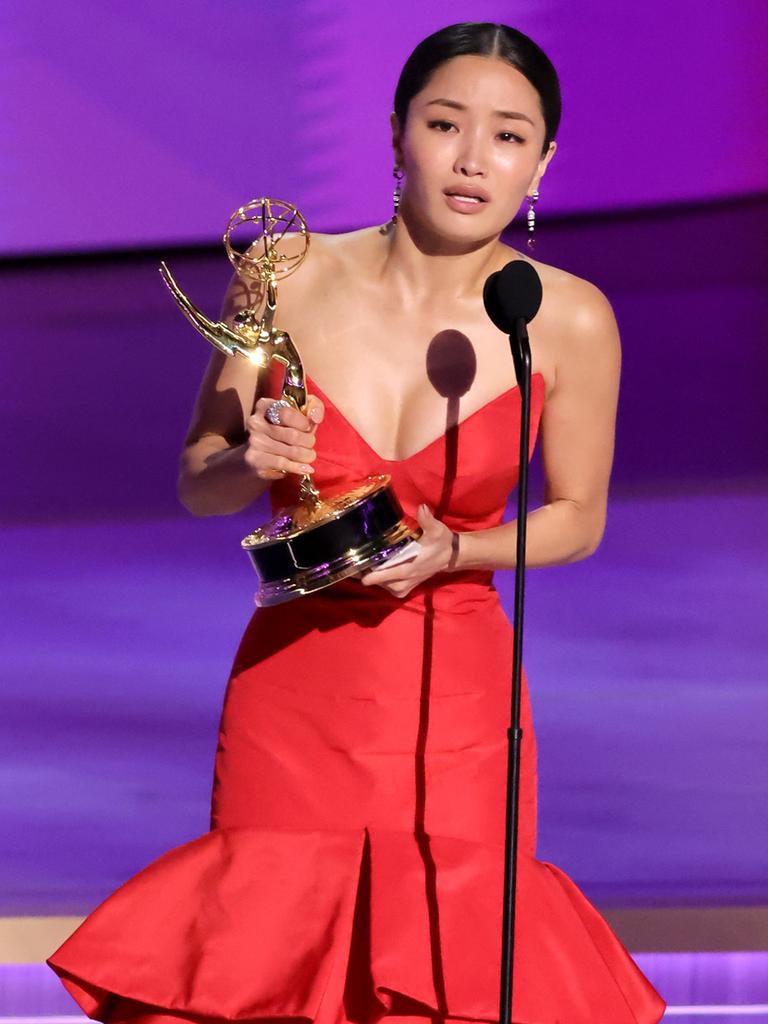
[47,825,664,1024]
[48,826,366,1021]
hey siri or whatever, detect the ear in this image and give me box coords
[390,111,403,167]
[528,139,557,194]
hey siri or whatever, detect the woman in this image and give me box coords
[48,22,666,1024]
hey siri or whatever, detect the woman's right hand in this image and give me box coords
[243,394,325,480]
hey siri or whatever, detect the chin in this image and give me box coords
[405,197,499,246]
[430,210,500,245]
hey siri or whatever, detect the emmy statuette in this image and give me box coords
[159,198,421,606]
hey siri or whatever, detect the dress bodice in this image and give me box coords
[268,372,547,605]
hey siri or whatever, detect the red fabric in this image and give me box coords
[48,372,666,1023]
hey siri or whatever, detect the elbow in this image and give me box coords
[177,452,201,516]
[565,502,606,562]
[177,447,220,517]
[177,487,204,518]
[176,466,253,518]
[582,536,602,559]
[177,471,212,517]
[582,514,607,559]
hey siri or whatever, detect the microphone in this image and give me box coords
[483,259,543,332]
[482,259,543,1024]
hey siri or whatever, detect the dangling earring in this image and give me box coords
[392,166,404,223]
[526,189,539,250]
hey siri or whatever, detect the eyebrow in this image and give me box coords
[425,97,535,126]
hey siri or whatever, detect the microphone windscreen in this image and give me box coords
[482,270,507,333]
[483,260,543,332]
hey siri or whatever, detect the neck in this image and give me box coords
[378,200,508,305]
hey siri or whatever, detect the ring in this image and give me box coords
[265,399,292,426]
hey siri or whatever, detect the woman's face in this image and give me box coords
[392,54,556,245]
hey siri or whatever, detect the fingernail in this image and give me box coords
[310,408,322,422]
[301,464,314,474]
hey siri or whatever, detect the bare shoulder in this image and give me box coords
[283,224,379,264]
[253,225,377,295]
[305,224,384,271]
[520,252,622,389]
[541,260,616,329]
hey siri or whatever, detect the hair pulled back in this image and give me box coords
[394,23,561,158]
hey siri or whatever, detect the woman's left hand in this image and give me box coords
[359,504,457,598]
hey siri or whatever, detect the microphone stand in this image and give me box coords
[499,316,533,1024]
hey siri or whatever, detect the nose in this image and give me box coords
[454,129,488,177]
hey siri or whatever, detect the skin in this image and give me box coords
[179,54,622,599]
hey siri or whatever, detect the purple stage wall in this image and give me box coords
[3,0,767,255]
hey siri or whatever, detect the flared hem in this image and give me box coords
[47,824,665,1024]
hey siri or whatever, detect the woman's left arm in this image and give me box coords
[360,279,621,596]
[456,278,622,571]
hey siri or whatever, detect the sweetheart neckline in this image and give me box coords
[303,371,546,464]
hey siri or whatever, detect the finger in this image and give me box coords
[254,431,317,467]
[245,452,315,477]
[305,394,325,426]
[248,420,318,455]
[254,397,313,433]
[374,580,413,599]
[243,438,315,476]
[416,503,436,529]
[248,407,317,448]
[360,563,412,586]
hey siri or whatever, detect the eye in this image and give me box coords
[427,119,457,133]
[498,131,525,144]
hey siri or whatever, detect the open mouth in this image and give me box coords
[443,187,490,206]
[443,189,490,213]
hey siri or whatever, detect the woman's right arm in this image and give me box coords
[177,273,322,517]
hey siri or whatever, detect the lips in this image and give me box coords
[443,187,490,215]
[443,185,490,203]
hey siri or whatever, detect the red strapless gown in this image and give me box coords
[47,371,666,1024]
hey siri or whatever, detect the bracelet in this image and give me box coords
[447,531,460,572]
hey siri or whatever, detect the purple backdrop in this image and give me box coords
[3,0,768,255]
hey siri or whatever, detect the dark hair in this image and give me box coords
[394,23,561,157]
